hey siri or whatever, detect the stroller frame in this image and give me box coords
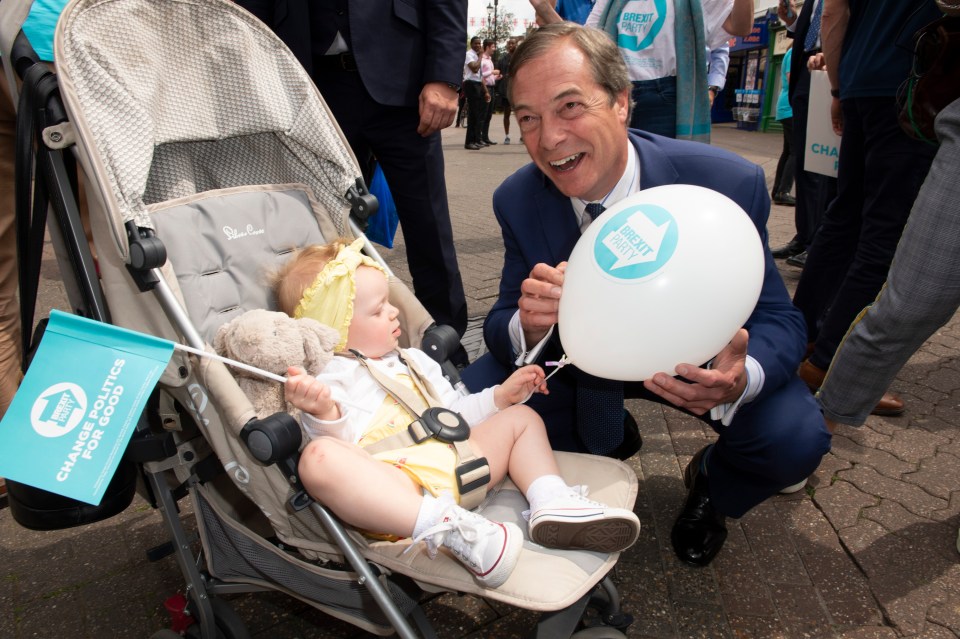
[0,1,638,637]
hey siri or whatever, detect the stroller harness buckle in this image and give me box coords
[407,407,470,444]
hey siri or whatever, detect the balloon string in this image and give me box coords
[521,354,570,404]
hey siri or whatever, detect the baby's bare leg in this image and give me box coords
[298,437,423,536]
[469,404,560,494]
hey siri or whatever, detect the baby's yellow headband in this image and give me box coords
[293,238,385,351]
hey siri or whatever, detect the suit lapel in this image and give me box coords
[533,176,580,263]
[632,131,680,190]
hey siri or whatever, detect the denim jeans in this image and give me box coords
[629,76,677,138]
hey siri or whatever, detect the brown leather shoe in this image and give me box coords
[797,359,825,391]
[871,393,905,416]
[797,359,905,416]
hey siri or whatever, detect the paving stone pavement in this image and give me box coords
[3,122,959,639]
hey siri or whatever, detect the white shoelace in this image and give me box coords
[404,511,494,565]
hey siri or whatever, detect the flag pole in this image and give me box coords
[172,343,369,413]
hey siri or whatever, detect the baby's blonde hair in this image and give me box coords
[273,239,352,316]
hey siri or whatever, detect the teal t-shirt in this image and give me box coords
[775,48,792,121]
[21,0,69,62]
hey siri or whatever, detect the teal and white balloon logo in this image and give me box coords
[593,203,678,281]
[558,185,765,381]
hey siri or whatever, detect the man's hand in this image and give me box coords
[418,82,458,136]
[830,96,843,135]
[518,262,566,345]
[285,366,340,421]
[529,0,563,25]
[777,0,798,26]
[494,364,548,408]
[643,329,749,415]
[807,52,826,71]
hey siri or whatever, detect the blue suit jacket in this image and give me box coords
[235,0,467,109]
[483,130,807,405]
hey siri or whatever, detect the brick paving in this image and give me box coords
[2,122,959,638]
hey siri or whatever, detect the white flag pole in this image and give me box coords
[172,343,369,413]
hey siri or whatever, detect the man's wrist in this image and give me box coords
[830,88,840,98]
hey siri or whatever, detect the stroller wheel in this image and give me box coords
[184,596,251,639]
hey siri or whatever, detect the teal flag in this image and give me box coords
[0,310,174,505]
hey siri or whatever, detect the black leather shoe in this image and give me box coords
[605,410,643,461]
[464,143,481,150]
[773,193,796,206]
[771,238,804,259]
[482,139,498,145]
[786,250,808,268]
[671,446,727,566]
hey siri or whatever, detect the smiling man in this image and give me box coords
[461,23,831,566]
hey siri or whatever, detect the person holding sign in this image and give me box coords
[461,23,830,567]
[273,239,641,588]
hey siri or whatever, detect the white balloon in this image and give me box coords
[557,185,765,381]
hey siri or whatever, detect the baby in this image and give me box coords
[275,238,639,588]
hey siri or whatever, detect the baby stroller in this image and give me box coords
[0,0,640,636]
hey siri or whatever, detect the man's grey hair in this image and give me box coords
[508,22,632,110]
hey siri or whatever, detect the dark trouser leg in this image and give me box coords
[629,77,677,138]
[791,73,836,249]
[464,81,485,146]
[773,117,795,196]
[803,97,936,370]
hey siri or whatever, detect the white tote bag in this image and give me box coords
[804,70,841,178]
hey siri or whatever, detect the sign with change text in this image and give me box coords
[804,70,842,178]
[0,310,174,505]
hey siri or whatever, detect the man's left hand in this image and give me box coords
[418,82,458,136]
[643,329,749,415]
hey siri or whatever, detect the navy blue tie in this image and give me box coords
[576,202,625,454]
[804,0,823,52]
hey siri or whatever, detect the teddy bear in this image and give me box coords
[213,309,341,418]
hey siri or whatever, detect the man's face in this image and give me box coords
[512,40,630,202]
[484,43,495,55]
[471,38,482,53]
[507,39,517,53]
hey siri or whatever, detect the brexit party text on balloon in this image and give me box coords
[558,185,765,381]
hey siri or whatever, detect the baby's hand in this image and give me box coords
[494,364,548,409]
[285,366,340,421]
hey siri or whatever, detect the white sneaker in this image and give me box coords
[779,478,808,494]
[504,136,511,144]
[411,505,522,588]
[529,489,640,553]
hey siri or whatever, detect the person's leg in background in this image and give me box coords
[802,97,936,373]
[0,69,23,498]
[0,70,22,417]
[772,70,835,261]
[502,91,512,144]
[772,117,796,205]
[817,98,960,426]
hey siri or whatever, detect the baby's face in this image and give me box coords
[345,266,400,358]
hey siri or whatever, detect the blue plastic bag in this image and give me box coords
[365,163,399,248]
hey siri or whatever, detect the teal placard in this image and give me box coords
[0,311,174,505]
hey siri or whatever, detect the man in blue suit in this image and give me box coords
[236,0,470,363]
[462,23,831,566]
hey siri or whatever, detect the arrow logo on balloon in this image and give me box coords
[601,211,671,270]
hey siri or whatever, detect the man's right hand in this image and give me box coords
[777,0,798,26]
[519,262,566,345]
